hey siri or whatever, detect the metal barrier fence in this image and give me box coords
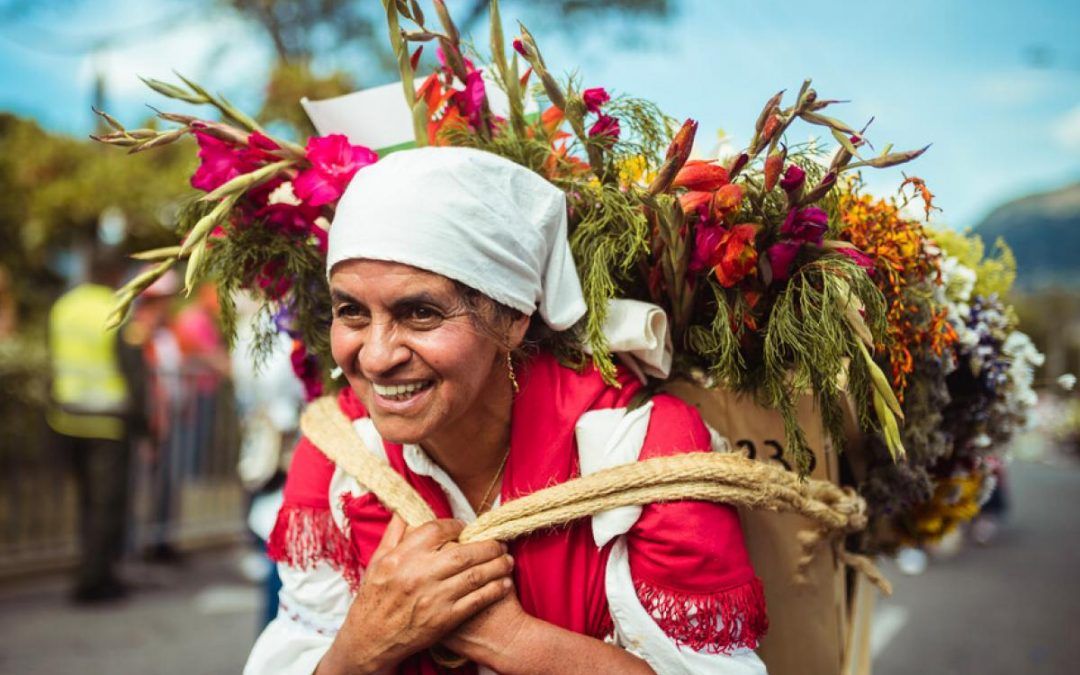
[0,366,246,579]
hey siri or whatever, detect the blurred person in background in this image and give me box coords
[126,269,186,562]
[46,247,148,603]
[230,293,305,630]
[172,284,231,479]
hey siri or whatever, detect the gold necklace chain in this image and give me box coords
[475,446,511,515]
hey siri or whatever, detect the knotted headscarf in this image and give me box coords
[327,146,586,330]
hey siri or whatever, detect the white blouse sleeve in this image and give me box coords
[243,561,354,675]
[576,406,768,675]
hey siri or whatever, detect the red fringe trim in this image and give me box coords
[267,503,363,591]
[633,576,768,654]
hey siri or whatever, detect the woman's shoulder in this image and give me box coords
[638,393,713,460]
[280,388,369,508]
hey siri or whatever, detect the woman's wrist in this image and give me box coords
[315,626,402,675]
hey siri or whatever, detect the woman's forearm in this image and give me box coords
[475,615,654,675]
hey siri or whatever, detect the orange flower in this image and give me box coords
[712,183,744,222]
[712,223,759,287]
[541,106,565,136]
[679,190,714,217]
[839,190,958,400]
[672,160,729,191]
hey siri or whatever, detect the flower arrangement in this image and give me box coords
[93,0,934,475]
[842,216,1043,548]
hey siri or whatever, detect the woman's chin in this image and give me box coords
[367,413,433,446]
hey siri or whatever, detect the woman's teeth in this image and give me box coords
[373,381,433,401]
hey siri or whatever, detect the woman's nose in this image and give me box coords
[358,320,411,376]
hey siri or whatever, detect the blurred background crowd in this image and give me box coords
[0,1,1078,673]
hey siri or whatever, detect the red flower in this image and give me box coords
[255,259,291,300]
[588,114,621,142]
[766,240,802,282]
[679,190,714,219]
[582,87,611,114]
[689,225,724,273]
[713,223,759,287]
[672,160,729,192]
[290,340,323,401]
[712,183,744,223]
[781,207,828,245]
[294,134,377,207]
[779,164,806,194]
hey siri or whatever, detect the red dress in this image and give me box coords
[266,351,766,673]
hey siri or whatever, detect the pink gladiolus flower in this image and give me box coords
[191,132,259,192]
[779,164,806,194]
[454,70,488,130]
[588,114,620,142]
[781,207,828,245]
[512,38,528,57]
[838,246,875,274]
[294,134,377,207]
[582,87,610,114]
[689,225,724,273]
[766,240,802,282]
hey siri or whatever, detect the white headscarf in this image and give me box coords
[327,146,585,330]
[327,146,671,380]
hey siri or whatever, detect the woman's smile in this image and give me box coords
[369,378,436,412]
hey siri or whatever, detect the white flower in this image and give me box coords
[267,181,301,206]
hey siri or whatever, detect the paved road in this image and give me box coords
[0,549,262,675]
[1,458,1076,674]
[873,457,1080,675]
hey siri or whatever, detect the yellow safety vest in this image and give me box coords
[47,283,129,440]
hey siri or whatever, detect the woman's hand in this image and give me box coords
[317,516,515,675]
[441,581,531,666]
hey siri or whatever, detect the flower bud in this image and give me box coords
[764,151,784,191]
[672,161,729,191]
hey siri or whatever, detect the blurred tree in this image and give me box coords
[0,113,192,321]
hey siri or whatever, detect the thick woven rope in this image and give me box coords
[299,396,869,544]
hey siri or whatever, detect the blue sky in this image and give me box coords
[2,0,1078,229]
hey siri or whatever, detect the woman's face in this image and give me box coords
[329,259,518,445]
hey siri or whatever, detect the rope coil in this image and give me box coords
[300,395,868,544]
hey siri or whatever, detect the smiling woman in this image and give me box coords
[244,147,768,675]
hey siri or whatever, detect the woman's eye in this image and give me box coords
[335,304,363,320]
[406,305,443,327]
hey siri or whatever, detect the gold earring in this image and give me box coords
[506,351,519,394]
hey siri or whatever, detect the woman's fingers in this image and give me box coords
[400,518,466,552]
[431,539,507,579]
[442,553,515,600]
[369,514,407,568]
[449,576,514,622]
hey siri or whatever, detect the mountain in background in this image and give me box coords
[974,181,1080,290]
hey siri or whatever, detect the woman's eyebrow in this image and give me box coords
[330,289,361,305]
[391,291,446,308]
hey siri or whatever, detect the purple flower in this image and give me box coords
[582,87,611,114]
[779,164,806,194]
[766,241,803,282]
[781,207,828,245]
[838,246,876,275]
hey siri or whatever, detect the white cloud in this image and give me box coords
[1053,104,1080,152]
[76,15,272,104]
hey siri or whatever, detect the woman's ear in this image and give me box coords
[506,313,531,351]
